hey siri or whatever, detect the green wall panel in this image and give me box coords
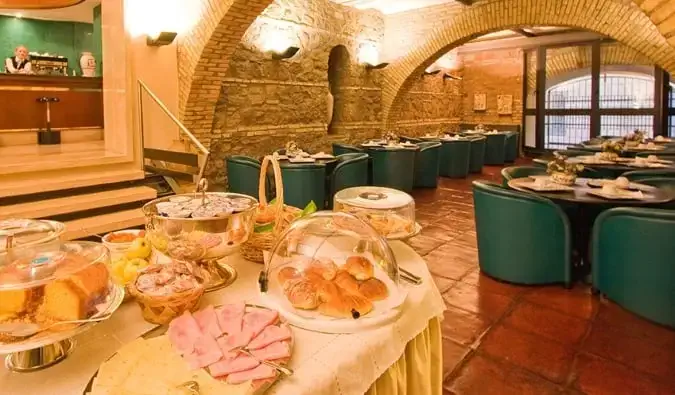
[0,15,95,75]
[92,5,102,75]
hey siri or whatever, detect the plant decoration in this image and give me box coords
[601,140,623,154]
[383,131,399,144]
[285,140,300,156]
[475,124,486,131]
[624,129,646,143]
[546,153,584,176]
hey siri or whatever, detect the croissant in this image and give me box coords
[305,258,338,281]
[316,279,341,303]
[358,278,389,301]
[344,256,374,281]
[284,278,320,310]
[318,290,373,319]
[334,270,360,294]
[277,267,300,288]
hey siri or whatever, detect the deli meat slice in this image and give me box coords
[193,305,223,338]
[248,324,292,350]
[242,308,278,338]
[226,364,277,385]
[250,341,291,361]
[215,303,246,335]
[209,354,260,378]
[184,334,223,370]
[218,327,254,352]
[167,311,203,355]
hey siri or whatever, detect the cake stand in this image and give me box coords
[1,284,125,373]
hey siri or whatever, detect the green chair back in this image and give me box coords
[501,165,546,187]
[439,140,471,178]
[592,208,675,327]
[484,134,507,165]
[469,137,486,173]
[328,153,369,208]
[472,181,572,286]
[280,164,327,209]
[637,178,675,210]
[414,142,441,188]
[621,169,675,181]
[504,132,519,163]
[226,156,261,198]
[332,143,363,156]
[369,148,416,192]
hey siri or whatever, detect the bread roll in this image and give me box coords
[316,279,340,303]
[334,270,360,294]
[284,279,320,310]
[318,291,373,319]
[344,256,374,281]
[305,258,338,281]
[277,267,300,288]
[358,278,389,301]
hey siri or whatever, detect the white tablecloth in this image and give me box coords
[0,241,445,395]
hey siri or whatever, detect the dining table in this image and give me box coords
[0,241,446,395]
[533,155,675,178]
[508,176,675,280]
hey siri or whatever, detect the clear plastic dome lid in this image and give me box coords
[0,219,65,254]
[333,187,417,240]
[0,241,110,291]
[259,212,406,331]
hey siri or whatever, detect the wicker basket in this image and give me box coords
[127,276,205,325]
[241,155,302,263]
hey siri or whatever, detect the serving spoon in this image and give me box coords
[0,313,112,338]
[232,346,294,376]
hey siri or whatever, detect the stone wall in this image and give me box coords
[207,0,385,184]
[460,49,523,127]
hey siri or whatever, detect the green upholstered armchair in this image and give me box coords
[621,169,675,181]
[280,163,327,209]
[469,136,486,174]
[414,141,441,188]
[439,140,471,178]
[501,165,546,187]
[592,208,675,327]
[637,178,675,210]
[226,155,262,198]
[473,181,572,287]
[504,132,519,163]
[369,148,416,192]
[483,133,507,165]
[328,153,369,208]
[332,143,364,156]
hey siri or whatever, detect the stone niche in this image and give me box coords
[207,0,384,184]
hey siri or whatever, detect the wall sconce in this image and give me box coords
[147,31,178,46]
[358,42,388,70]
[443,73,463,81]
[263,24,299,60]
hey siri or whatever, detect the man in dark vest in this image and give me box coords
[5,45,32,74]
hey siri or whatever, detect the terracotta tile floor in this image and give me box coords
[405,162,675,395]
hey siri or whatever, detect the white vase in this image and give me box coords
[80,52,96,77]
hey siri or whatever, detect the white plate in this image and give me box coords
[586,179,652,192]
[626,162,669,168]
[289,157,316,163]
[519,181,574,192]
[586,190,645,200]
[311,153,335,159]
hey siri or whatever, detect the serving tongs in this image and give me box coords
[231,346,294,376]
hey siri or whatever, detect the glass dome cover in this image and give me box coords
[0,219,65,255]
[333,186,417,240]
[260,212,406,333]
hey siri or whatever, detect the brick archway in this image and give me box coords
[382,0,675,127]
[178,0,275,143]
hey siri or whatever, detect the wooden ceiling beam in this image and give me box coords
[512,28,537,37]
[455,0,474,5]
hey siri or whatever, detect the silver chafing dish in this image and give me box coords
[142,180,258,291]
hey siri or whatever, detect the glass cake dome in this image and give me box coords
[0,219,65,256]
[333,186,418,240]
[259,211,406,333]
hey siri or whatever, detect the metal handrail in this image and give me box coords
[137,79,210,181]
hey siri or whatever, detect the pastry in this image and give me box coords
[358,278,389,301]
[344,256,374,281]
[316,279,340,303]
[305,258,338,281]
[41,261,110,321]
[277,267,300,287]
[284,279,320,310]
[318,291,373,319]
[334,270,360,294]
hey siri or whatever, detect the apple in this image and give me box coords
[125,237,152,259]
[111,258,128,284]
[122,258,149,283]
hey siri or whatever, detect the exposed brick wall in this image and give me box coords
[636,0,675,46]
[381,0,675,127]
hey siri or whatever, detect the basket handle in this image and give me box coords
[258,155,286,234]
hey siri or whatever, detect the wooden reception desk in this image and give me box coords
[0,74,103,130]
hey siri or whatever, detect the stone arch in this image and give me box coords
[381,0,675,127]
[178,0,275,143]
[327,45,351,134]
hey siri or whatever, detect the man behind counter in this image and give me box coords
[5,45,32,74]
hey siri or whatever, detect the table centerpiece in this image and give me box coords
[599,139,623,161]
[622,129,646,148]
[546,153,584,185]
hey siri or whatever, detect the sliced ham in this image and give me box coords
[248,324,292,350]
[242,308,278,338]
[209,354,260,378]
[193,305,223,338]
[226,364,277,385]
[217,329,254,353]
[167,311,203,355]
[184,334,223,370]
[250,341,291,361]
[215,303,246,335]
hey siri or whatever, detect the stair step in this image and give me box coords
[0,186,157,220]
[145,165,196,181]
[63,208,146,240]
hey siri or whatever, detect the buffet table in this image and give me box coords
[0,241,445,395]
